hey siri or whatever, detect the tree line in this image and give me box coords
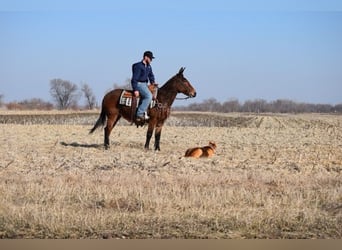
[173,98,342,113]
[1,79,97,110]
[0,80,341,113]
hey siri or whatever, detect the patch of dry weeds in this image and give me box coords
[0,112,341,238]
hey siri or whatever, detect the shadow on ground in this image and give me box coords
[60,141,103,149]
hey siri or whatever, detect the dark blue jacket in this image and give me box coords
[131,61,155,91]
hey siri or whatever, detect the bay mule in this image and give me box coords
[90,67,196,150]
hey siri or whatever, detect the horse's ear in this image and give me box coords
[178,67,186,75]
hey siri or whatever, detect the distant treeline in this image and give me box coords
[3,98,54,110]
[173,98,342,114]
[1,94,341,114]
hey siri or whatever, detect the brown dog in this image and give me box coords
[184,141,217,158]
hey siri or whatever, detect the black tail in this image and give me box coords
[89,108,106,134]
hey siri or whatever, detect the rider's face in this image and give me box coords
[144,56,152,64]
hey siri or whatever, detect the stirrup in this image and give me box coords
[134,117,146,127]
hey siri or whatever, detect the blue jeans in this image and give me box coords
[135,82,152,117]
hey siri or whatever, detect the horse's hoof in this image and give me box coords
[104,145,110,150]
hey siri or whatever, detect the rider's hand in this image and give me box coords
[134,90,139,97]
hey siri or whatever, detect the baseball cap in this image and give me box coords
[143,51,155,59]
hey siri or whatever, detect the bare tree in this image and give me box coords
[241,99,268,113]
[0,94,3,107]
[202,98,221,112]
[334,104,342,113]
[50,79,79,109]
[113,78,132,90]
[222,98,240,112]
[81,83,97,109]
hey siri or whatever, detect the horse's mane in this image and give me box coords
[159,73,181,91]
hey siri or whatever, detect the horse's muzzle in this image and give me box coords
[190,92,197,98]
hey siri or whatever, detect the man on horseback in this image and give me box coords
[131,51,156,122]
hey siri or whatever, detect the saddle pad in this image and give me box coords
[119,90,156,108]
[119,90,136,106]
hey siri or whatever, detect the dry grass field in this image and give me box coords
[0,110,341,238]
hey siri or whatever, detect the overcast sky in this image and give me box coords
[1,1,342,105]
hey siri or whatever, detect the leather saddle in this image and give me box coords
[119,84,158,126]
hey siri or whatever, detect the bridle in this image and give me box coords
[175,79,194,100]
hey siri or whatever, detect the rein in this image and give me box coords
[175,96,192,100]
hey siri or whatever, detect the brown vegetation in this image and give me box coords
[5,98,54,110]
[0,111,341,238]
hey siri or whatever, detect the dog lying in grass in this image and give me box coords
[184,141,217,158]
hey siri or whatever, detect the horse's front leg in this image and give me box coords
[144,122,155,150]
[154,124,163,151]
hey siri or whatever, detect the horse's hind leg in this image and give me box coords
[104,114,121,149]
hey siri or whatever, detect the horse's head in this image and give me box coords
[174,67,197,98]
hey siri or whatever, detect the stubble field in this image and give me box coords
[0,110,341,238]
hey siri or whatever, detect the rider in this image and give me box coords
[131,51,156,121]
